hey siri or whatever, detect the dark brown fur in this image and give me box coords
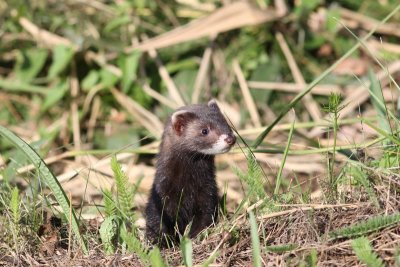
[145,100,235,246]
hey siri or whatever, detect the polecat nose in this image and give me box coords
[225,134,236,146]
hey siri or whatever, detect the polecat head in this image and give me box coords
[169,100,236,155]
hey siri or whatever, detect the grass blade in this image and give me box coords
[274,116,295,195]
[149,247,167,267]
[249,211,262,267]
[181,236,193,267]
[0,126,88,253]
[364,121,400,147]
[201,250,219,267]
[368,67,391,135]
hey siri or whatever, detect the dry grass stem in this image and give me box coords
[142,83,180,110]
[192,39,214,104]
[275,32,322,121]
[19,17,77,49]
[87,96,101,142]
[248,81,343,95]
[129,1,284,52]
[233,59,262,128]
[368,39,400,54]
[340,7,400,38]
[85,52,122,77]
[260,203,362,220]
[70,62,82,163]
[111,88,163,137]
[147,47,186,106]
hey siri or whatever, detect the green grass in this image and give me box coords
[0,125,88,254]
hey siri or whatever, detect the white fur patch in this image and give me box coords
[199,134,231,155]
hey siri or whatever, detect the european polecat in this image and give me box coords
[145,100,236,246]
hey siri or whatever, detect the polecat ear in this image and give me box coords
[208,99,221,112]
[171,110,196,135]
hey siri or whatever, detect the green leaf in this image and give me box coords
[105,15,131,33]
[41,80,68,112]
[0,126,88,253]
[249,55,282,104]
[201,250,220,267]
[351,237,384,267]
[395,248,400,267]
[329,212,400,239]
[345,165,379,207]
[368,67,391,145]
[102,189,116,217]
[2,145,31,182]
[266,243,298,253]
[81,70,100,92]
[173,69,197,102]
[233,151,266,204]
[111,156,134,220]
[48,45,74,79]
[149,247,167,267]
[10,187,20,227]
[120,227,150,264]
[165,58,198,73]
[119,51,141,93]
[305,248,318,267]
[326,8,340,33]
[364,121,400,147]
[14,48,48,82]
[93,125,140,150]
[0,78,50,94]
[99,216,118,255]
[100,68,119,89]
[181,236,193,267]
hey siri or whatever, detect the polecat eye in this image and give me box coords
[201,128,209,135]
